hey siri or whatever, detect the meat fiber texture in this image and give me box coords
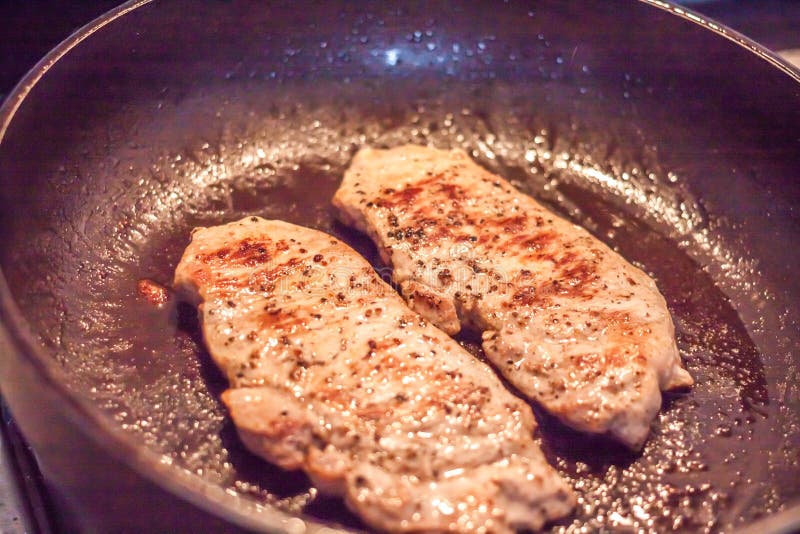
[174,216,574,533]
[333,145,692,450]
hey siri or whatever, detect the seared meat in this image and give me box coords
[174,216,574,533]
[333,145,693,450]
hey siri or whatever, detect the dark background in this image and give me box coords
[0,0,122,102]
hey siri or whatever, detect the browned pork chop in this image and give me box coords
[174,216,574,533]
[333,145,693,450]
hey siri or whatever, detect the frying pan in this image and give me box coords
[1,0,799,532]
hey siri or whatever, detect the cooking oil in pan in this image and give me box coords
[32,82,797,533]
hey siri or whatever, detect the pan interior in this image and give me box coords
[2,77,794,532]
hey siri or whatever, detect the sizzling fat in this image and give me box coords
[174,217,574,533]
[333,145,693,450]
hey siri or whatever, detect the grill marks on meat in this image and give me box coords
[333,145,693,450]
[174,216,574,533]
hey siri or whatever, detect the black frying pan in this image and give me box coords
[1,1,799,532]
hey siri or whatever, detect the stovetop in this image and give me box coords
[0,1,798,532]
[0,404,48,533]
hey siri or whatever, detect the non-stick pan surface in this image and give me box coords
[0,1,799,532]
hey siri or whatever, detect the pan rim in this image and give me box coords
[0,1,798,533]
[640,0,800,83]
